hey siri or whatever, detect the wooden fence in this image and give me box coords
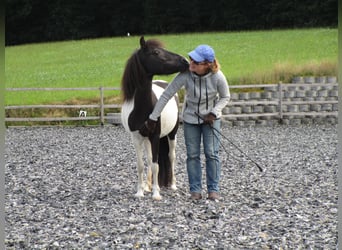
[5,87,120,125]
[5,82,338,125]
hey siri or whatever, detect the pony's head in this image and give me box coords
[137,36,189,75]
[121,36,189,101]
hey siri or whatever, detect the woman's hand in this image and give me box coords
[203,113,216,125]
[139,118,157,136]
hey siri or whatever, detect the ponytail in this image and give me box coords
[209,59,220,73]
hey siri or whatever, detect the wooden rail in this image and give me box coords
[5,87,120,125]
[5,82,338,124]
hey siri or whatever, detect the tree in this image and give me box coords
[5,0,338,45]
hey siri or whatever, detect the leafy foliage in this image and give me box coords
[5,0,337,45]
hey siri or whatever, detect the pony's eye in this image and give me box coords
[153,50,160,55]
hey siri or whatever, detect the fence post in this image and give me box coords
[100,86,104,126]
[278,81,283,121]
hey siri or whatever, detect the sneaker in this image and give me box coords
[190,192,202,200]
[208,192,220,200]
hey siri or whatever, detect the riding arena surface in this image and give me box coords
[5,124,337,249]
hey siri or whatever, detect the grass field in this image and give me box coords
[5,28,338,105]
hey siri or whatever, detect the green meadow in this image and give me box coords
[5,28,337,105]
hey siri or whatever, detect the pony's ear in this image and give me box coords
[140,36,146,49]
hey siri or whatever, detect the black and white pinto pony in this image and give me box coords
[121,37,189,200]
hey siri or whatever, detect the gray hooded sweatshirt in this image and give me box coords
[150,70,230,124]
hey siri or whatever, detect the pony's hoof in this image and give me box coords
[134,191,144,198]
[170,185,177,191]
[152,194,162,200]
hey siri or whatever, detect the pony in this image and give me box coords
[121,36,189,200]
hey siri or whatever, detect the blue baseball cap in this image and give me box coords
[188,45,215,63]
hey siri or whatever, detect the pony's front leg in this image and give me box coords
[133,135,145,198]
[144,139,153,193]
[168,138,177,191]
[151,162,161,200]
[150,135,161,200]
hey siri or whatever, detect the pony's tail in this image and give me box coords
[158,136,172,187]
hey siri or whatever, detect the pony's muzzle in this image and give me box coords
[180,57,190,71]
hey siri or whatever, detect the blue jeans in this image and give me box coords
[183,120,221,193]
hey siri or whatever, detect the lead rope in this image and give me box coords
[195,112,263,172]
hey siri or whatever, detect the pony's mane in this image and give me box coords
[121,51,146,101]
[145,39,165,49]
[121,38,165,101]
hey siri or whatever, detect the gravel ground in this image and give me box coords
[5,124,337,249]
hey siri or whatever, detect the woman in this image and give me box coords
[140,44,230,200]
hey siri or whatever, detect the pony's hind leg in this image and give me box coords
[168,137,177,190]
